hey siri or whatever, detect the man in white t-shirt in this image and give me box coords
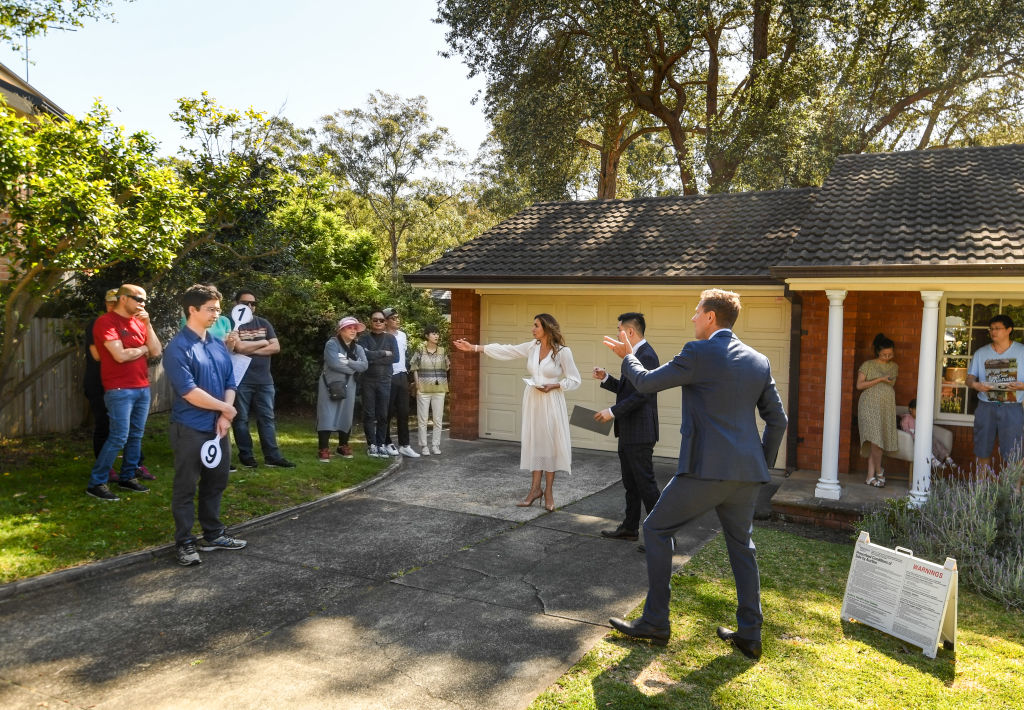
[966,314,1024,474]
[382,307,420,458]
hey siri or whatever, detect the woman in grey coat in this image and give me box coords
[317,316,369,462]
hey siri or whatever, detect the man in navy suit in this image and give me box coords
[604,289,787,661]
[593,312,660,542]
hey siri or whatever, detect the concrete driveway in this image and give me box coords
[0,436,721,709]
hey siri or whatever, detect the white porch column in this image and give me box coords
[816,289,848,500]
[910,291,944,506]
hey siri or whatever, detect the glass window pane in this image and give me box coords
[945,301,971,327]
[1002,302,1024,327]
[974,301,999,325]
[944,328,969,355]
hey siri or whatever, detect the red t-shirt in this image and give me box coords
[93,311,150,390]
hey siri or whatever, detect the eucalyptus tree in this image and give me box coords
[439,0,1024,194]
[320,92,462,280]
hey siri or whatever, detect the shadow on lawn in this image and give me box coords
[589,636,750,709]
[841,619,956,684]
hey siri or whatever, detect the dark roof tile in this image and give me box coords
[408,189,818,284]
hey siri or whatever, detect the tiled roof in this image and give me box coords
[408,188,817,284]
[776,143,1024,273]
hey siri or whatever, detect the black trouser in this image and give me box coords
[318,430,351,449]
[87,389,109,458]
[385,372,410,447]
[170,422,229,546]
[619,441,661,531]
[361,375,391,447]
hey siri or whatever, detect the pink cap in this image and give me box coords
[337,316,366,332]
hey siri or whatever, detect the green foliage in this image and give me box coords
[0,0,120,48]
[320,92,464,278]
[0,99,200,413]
[858,465,1024,610]
[439,0,1024,195]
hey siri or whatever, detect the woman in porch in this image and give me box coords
[453,314,582,511]
[857,333,898,487]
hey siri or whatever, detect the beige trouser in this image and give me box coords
[416,392,445,449]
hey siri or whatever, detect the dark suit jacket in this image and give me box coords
[601,341,660,445]
[623,330,787,482]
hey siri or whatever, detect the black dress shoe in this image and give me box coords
[716,626,762,660]
[600,526,639,541]
[609,617,670,646]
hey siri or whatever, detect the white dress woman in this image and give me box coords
[454,313,581,510]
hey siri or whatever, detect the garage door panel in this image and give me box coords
[739,300,788,334]
[481,406,519,439]
[478,292,790,469]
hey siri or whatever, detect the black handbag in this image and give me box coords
[322,371,348,400]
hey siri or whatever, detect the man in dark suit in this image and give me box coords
[593,312,660,542]
[603,289,787,661]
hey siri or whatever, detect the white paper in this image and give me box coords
[522,377,538,387]
[231,353,252,387]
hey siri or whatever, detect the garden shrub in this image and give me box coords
[857,463,1024,610]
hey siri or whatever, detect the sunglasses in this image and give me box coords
[239,300,256,307]
[126,294,147,305]
[371,317,386,323]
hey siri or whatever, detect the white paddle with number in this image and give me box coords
[232,303,253,326]
[200,437,223,469]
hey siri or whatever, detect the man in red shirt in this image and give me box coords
[86,284,162,501]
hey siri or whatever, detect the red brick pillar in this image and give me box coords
[449,288,481,440]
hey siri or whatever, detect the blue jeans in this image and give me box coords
[89,387,150,487]
[231,382,282,461]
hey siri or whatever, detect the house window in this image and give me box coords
[941,298,1024,416]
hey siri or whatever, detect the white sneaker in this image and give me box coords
[431,446,442,455]
[385,443,400,457]
[368,445,385,458]
[421,446,431,456]
[399,445,420,458]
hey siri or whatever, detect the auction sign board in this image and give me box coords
[841,531,957,658]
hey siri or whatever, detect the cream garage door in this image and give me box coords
[477,291,790,468]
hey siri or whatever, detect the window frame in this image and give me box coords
[935,294,1024,425]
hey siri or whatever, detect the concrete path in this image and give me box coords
[0,436,721,710]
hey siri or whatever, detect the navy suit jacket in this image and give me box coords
[623,330,787,482]
[600,341,660,445]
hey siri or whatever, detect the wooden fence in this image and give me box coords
[0,318,171,438]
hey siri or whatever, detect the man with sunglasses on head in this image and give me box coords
[86,284,162,501]
[225,290,295,469]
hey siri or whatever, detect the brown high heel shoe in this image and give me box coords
[516,490,543,507]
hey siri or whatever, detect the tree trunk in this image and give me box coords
[597,148,620,200]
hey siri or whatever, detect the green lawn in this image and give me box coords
[530,528,1024,710]
[0,412,388,584]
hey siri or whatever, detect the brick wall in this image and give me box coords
[797,290,973,474]
[448,288,480,440]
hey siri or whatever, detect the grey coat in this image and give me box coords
[316,337,368,432]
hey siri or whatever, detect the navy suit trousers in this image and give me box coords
[618,442,660,531]
[641,475,763,641]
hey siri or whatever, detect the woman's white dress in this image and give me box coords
[483,341,581,473]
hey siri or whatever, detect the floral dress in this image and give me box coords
[482,341,582,473]
[858,358,898,455]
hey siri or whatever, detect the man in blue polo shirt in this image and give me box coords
[967,313,1024,476]
[163,284,247,566]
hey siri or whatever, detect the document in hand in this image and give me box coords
[570,405,613,435]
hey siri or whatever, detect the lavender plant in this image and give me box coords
[857,462,1024,610]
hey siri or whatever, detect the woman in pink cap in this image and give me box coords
[316,316,369,461]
